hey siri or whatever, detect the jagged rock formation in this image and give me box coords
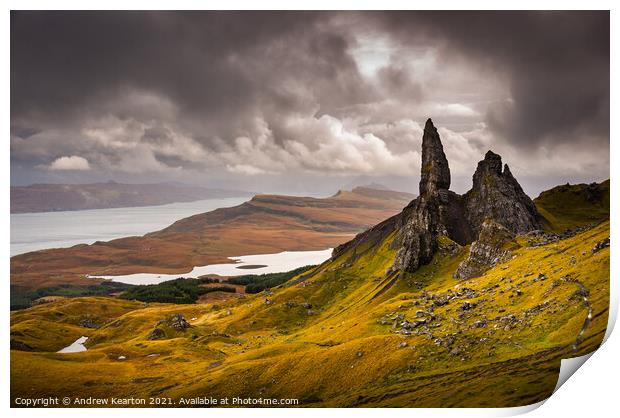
[464,151,541,236]
[332,118,542,278]
[454,220,517,279]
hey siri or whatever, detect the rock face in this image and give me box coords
[332,118,542,278]
[454,220,517,279]
[464,151,541,236]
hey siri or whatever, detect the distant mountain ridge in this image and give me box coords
[11,186,415,293]
[10,181,253,213]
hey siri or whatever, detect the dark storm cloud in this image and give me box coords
[374,10,609,147]
[10,11,609,195]
[11,11,372,130]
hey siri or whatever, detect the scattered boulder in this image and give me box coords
[167,314,190,330]
[79,315,99,329]
[592,237,610,253]
[459,301,477,311]
[450,347,463,356]
[473,319,487,328]
[147,328,166,340]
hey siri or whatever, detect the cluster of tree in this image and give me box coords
[120,277,236,304]
[10,266,318,309]
[227,265,316,293]
[10,281,133,310]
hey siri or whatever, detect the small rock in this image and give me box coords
[450,347,463,356]
[459,301,476,311]
[79,316,98,329]
[473,319,487,328]
[147,328,166,340]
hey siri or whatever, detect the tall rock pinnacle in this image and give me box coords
[419,118,451,196]
[332,118,542,279]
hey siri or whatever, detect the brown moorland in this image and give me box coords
[11,187,414,290]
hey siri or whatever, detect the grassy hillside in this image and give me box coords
[10,218,609,407]
[534,180,609,232]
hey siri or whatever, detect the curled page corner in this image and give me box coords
[553,352,594,394]
[492,400,546,417]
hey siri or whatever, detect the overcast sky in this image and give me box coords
[10,11,609,196]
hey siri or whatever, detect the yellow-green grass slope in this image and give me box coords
[11,180,610,407]
[11,218,609,407]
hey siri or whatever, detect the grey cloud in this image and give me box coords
[10,11,609,196]
[373,11,609,147]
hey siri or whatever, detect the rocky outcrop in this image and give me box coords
[390,201,437,273]
[155,314,190,331]
[464,151,541,236]
[454,220,517,279]
[332,118,541,278]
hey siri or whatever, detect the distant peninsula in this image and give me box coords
[10,181,254,213]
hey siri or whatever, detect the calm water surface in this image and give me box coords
[91,248,333,285]
[10,197,249,256]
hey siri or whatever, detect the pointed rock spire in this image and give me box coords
[419,118,451,196]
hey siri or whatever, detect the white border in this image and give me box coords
[3,2,616,417]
